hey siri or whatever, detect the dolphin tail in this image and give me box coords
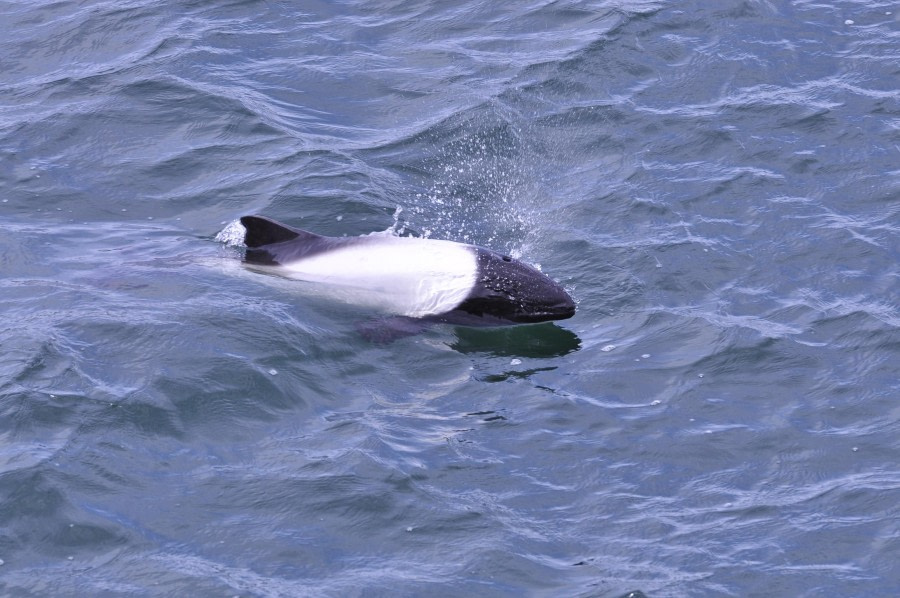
[240,215,317,247]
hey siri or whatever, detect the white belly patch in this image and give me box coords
[272,236,478,318]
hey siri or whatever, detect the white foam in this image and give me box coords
[215,219,247,247]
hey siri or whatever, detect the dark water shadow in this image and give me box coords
[448,323,581,358]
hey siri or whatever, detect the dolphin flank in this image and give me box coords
[238,215,576,327]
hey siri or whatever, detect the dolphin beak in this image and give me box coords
[562,296,577,318]
[553,294,577,320]
[533,289,576,322]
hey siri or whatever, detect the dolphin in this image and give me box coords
[237,215,576,330]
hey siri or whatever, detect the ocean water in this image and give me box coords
[1,0,899,596]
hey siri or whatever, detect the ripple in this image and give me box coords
[2,0,899,595]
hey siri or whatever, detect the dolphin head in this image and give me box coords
[454,248,576,324]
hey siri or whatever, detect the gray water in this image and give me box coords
[2,1,899,596]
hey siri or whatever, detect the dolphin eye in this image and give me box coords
[501,255,512,262]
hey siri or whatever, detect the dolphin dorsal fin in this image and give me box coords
[240,215,321,248]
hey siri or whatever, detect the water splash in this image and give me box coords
[389,205,407,236]
[214,219,246,247]
[404,101,543,254]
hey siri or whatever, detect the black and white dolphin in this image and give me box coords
[237,215,576,328]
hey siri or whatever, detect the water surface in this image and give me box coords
[1,0,899,596]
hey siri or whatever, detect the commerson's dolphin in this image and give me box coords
[238,215,576,330]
